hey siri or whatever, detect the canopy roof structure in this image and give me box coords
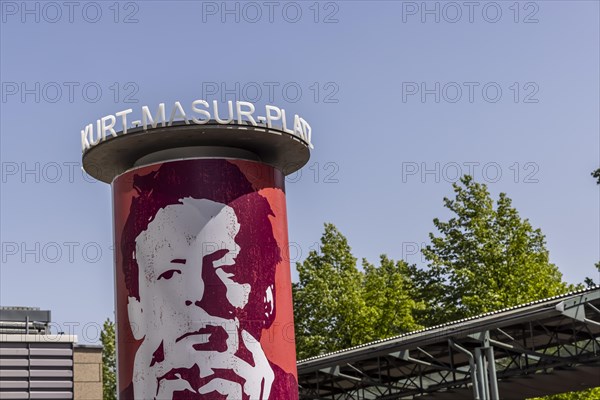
[297,287,600,399]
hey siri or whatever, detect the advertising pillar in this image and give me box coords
[81,101,312,399]
[114,159,297,399]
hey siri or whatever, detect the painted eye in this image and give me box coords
[157,269,181,280]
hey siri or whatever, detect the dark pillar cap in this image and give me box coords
[81,120,311,183]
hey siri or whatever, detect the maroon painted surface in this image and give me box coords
[112,159,298,399]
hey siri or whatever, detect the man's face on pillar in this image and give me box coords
[128,197,275,399]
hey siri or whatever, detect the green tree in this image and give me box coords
[100,318,116,400]
[591,167,600,184]
[293,224,423,359]
[362,255,423,340]
[293,224,367,359]
[415,175,576,326]
[583,262,600,288]
[415,176,597,399]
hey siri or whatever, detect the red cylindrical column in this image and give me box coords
[81,112,310,399]
[112,158,298,399]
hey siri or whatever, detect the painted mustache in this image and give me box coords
[157,364,247,400]
[150,325,231,369]
[175,325,229,353]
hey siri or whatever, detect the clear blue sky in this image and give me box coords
[1,1,598,343]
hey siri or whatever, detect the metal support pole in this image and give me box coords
[475,348,489,400]
[486,347,500,400]
[449,339,480,400]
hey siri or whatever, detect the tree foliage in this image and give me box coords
[592,167,600,185]
[412,175,577,326]
[584,262,600,288]
[362,255,423,341]
[100,318,116,400]
[293,224,422,360]
[293,224,365,359]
